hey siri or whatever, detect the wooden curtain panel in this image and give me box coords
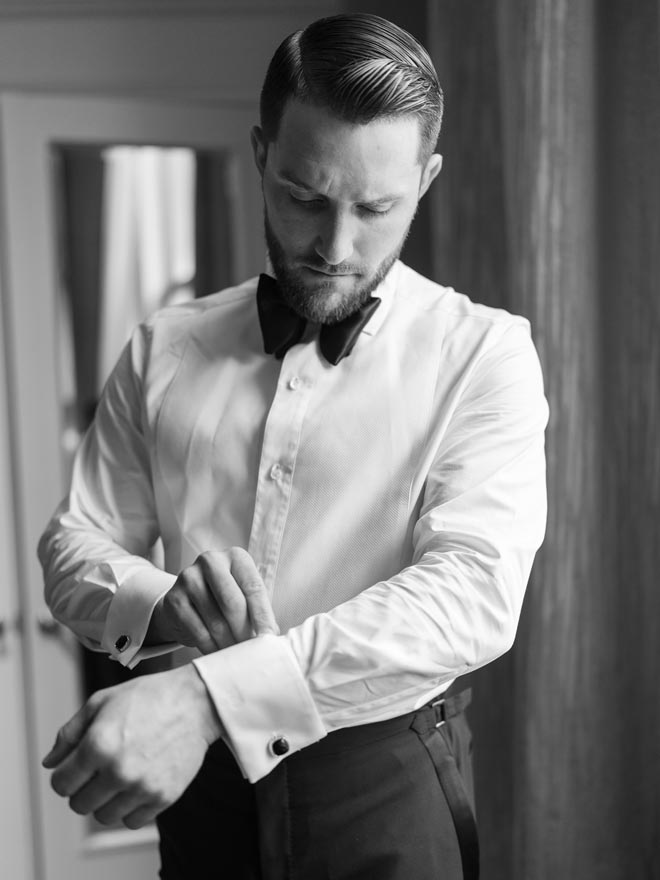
[429,4,518,876]
[597,1,660,874]
[429,0,660,877]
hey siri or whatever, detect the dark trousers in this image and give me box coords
[157,692,476,880]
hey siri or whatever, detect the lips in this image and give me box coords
[303,265,357,277]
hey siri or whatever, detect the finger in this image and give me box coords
[189,584,237,650]
[49,735,102,799]
[162,580,218,654]
[229,548,279,636]
[92,790,155,828]
[68,771,122,817]
[122,802,165,830]
[49,701,124,799]
[196,553,250,643]
[42,698,97,768]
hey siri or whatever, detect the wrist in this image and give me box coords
[144,598,168,646]
[177,663,225,746]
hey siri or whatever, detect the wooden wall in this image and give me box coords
[598,1,660,874]
[431,1,660,877]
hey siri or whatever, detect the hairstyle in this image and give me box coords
[259,13,444,162]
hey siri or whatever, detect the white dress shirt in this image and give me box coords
[39,260,548,783]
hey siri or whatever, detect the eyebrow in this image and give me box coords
[278,169,402,206]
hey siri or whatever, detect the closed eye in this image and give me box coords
[289,191,394,217]
[358,203,393,217]
[289,193,324,208]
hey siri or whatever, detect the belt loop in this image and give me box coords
[431,696,446,728]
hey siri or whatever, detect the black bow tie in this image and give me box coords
[256,274,381,366]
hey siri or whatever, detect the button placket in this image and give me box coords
[247,351,317,582]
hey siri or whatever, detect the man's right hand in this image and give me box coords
[146,547,278,653]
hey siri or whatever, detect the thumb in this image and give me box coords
[42,700,97,769]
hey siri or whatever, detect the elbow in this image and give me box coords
[464,573,522,670]
[445,550,525,672]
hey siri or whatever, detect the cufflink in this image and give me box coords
[114,634,131,653]
[268,735,290,757]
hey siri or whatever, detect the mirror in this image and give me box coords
[52,143,239,701]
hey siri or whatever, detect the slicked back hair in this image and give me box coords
[259,13,444,163]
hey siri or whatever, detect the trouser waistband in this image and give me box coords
[300,687,472,756]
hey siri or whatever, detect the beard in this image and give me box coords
[264,212,409,325]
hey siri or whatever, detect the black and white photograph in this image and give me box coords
[0,2,657,878]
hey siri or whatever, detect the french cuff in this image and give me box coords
[193,634,326,783]
[101,566,177,669]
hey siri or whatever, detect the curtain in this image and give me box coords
[429,1,660,877]
[97,146,196,392]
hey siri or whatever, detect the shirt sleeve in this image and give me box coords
[194,322,549,781]
[38,324,178,669]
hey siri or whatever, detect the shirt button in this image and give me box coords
[269,463,283,481]
[268,735,290,757]
[115,634,131,652]
[288,376,302,391]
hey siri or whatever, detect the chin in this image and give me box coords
[301,283,369,324]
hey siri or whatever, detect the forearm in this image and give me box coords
[287,545,527,728]
[38,500,176,665]
[194,528,538,783]
[38,326,182,664]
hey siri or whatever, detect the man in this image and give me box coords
[39,13,548,880]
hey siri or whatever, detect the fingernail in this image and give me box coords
[42,739,58,767]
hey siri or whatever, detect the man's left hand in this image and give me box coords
[42,664,222,829]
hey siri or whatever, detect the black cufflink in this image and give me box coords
[268,735,290,757]
[115,634,131,652]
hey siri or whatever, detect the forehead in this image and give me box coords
[266,99,423,199]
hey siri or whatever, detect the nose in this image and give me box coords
[314,210,354,266]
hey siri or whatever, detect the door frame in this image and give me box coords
[0,205,36,880]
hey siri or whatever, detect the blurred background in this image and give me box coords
[0,1,658,878]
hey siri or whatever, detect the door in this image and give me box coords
[0,92,263,879]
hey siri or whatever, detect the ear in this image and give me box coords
[251,125,268,176]
[418,153,443,199]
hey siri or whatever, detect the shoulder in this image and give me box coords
[394,262,530,335]
[145,277,258,333]
[390,263,537,376]
[131,277,260,361]
[391,265,547,422]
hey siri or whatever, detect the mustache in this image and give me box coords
[302,258,361,275]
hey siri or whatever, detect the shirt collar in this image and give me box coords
[359,260,399,338]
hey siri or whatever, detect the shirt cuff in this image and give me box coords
[193,634,327,783]
[101,565,177,668]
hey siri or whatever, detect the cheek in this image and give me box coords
[359,216,411,262]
